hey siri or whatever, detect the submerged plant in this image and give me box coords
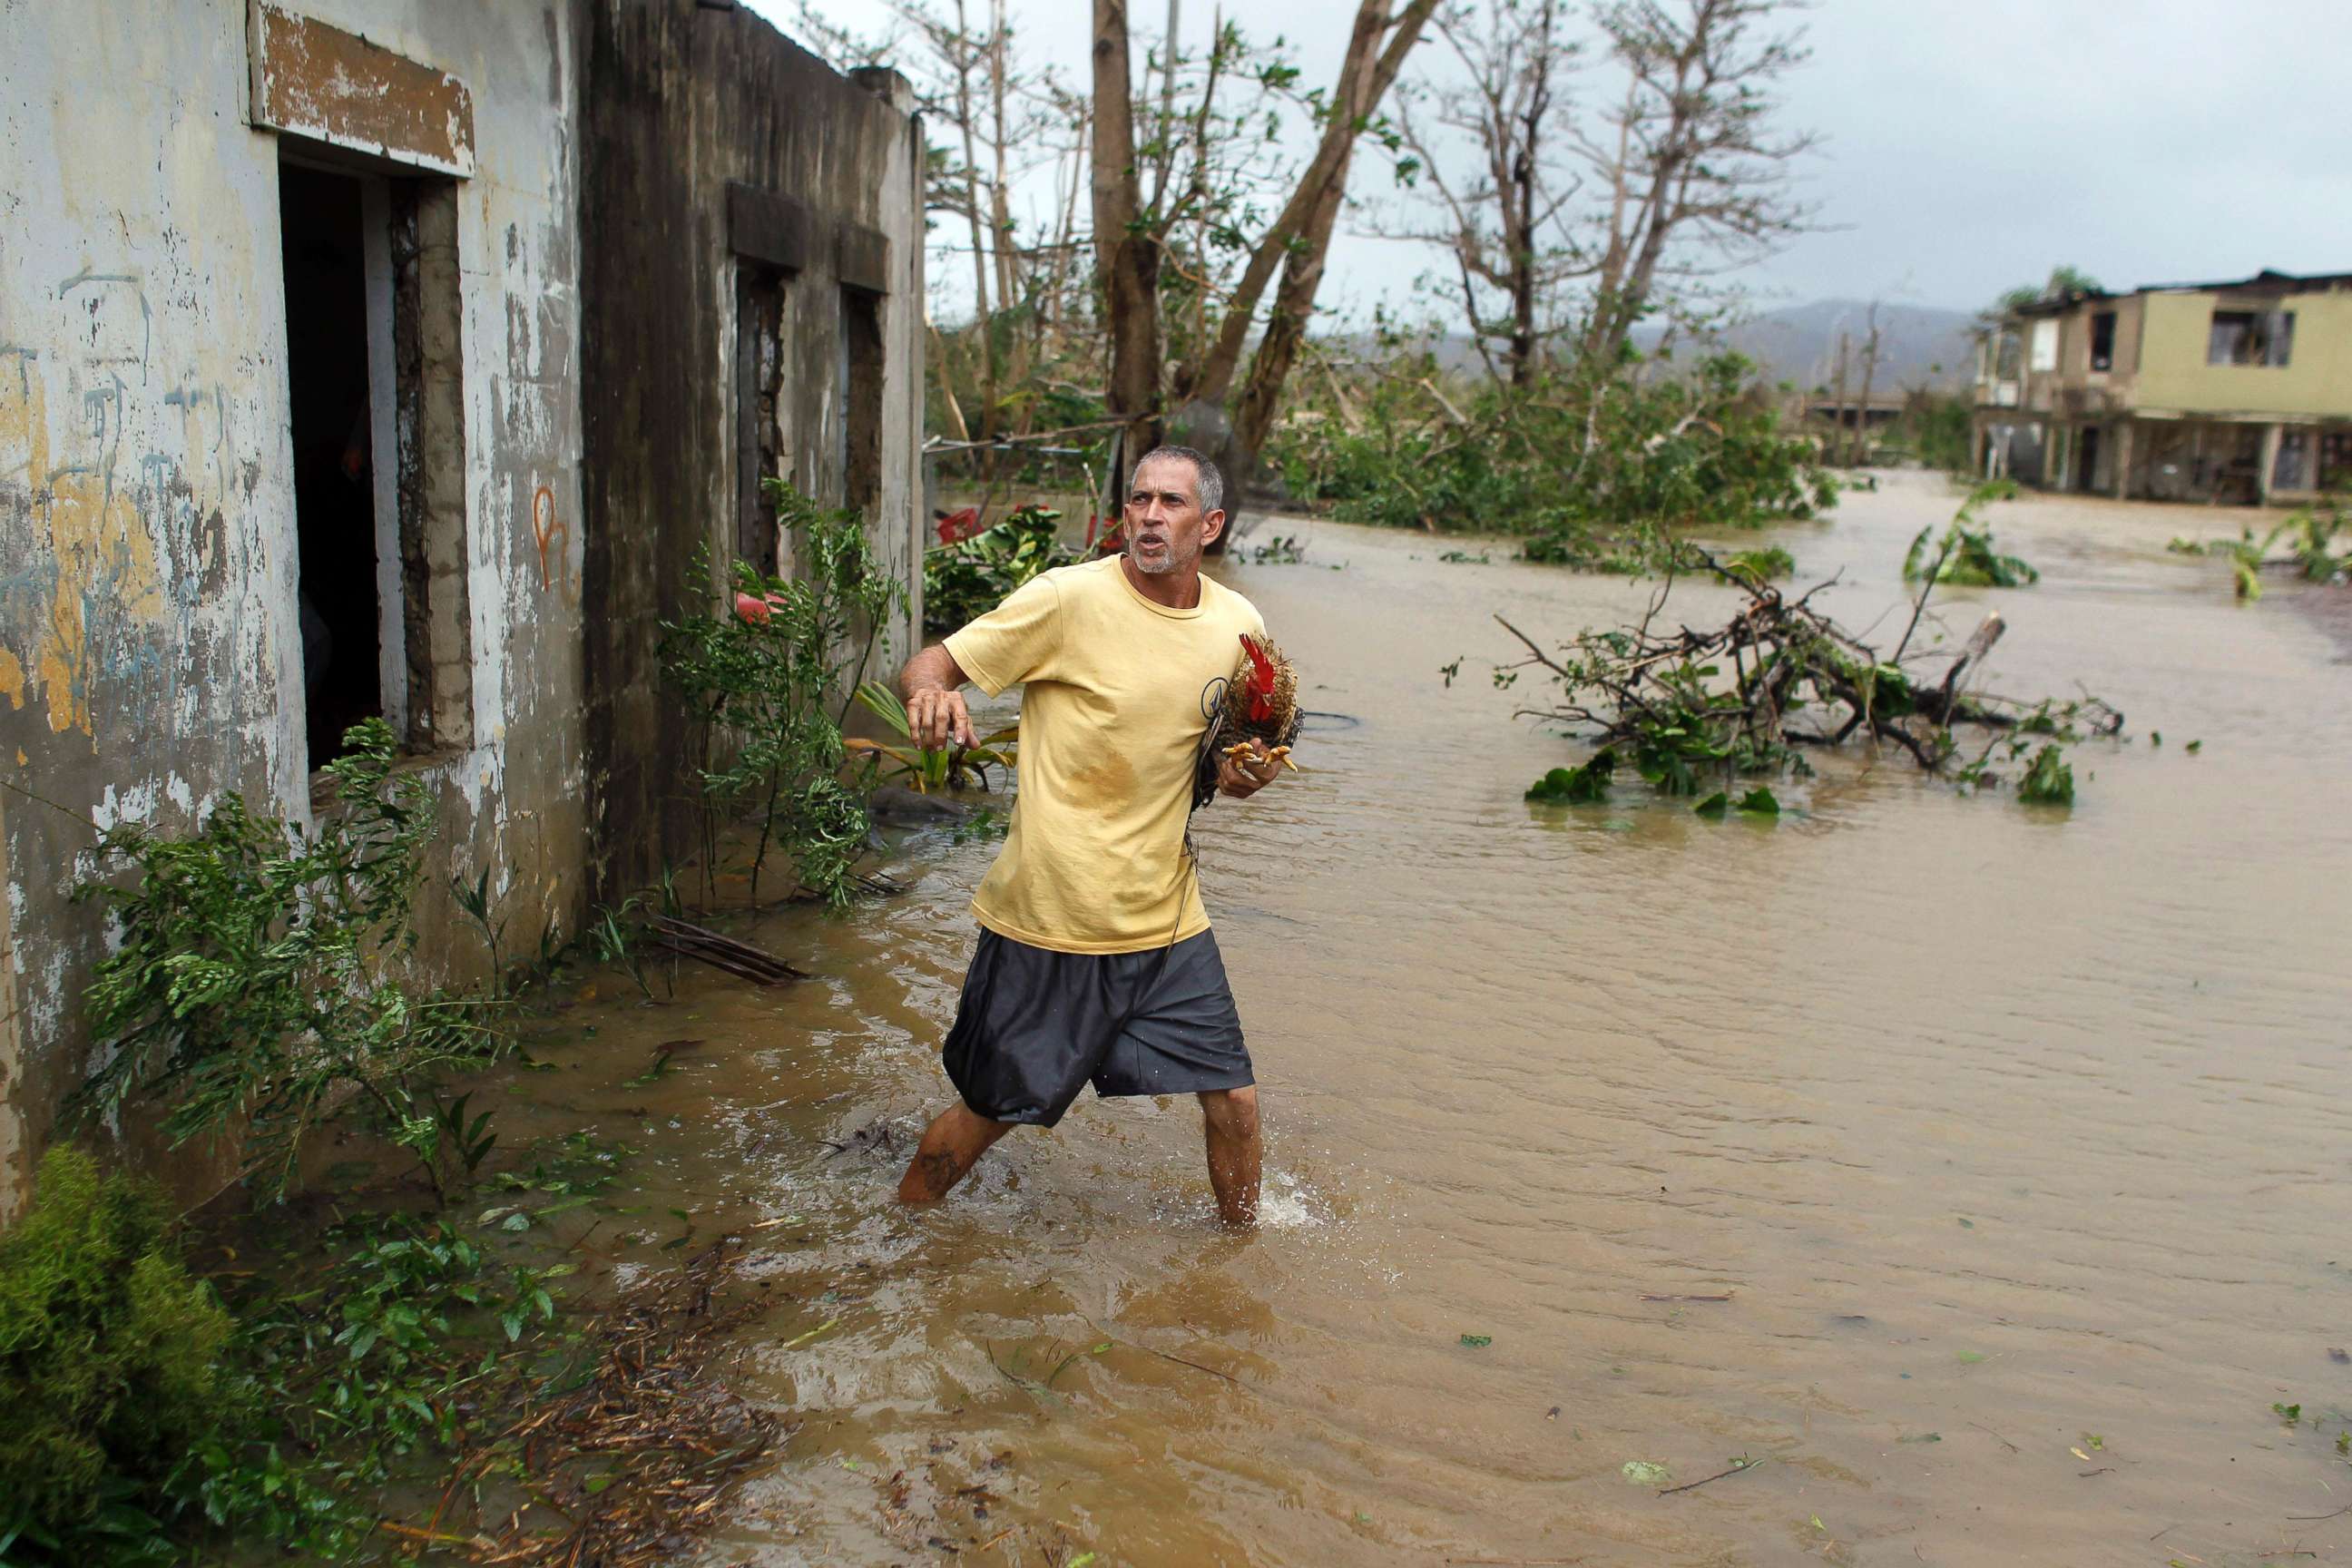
[2171,500,2349,600]
[1904,484,2039,587]
[848,680,1018,795]
[1525,748,1616,804]
[2014,743,2075,805]
[661,484,906,906]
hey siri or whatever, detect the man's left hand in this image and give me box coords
[1217,740,1286,799]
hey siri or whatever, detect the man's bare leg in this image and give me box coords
[897,1102,1014,1204]
[1198,1086,1261,1227]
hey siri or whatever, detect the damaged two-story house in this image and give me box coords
[0,0,927,1217]
[1974,270,2352,505]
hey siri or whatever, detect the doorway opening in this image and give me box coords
[279,162,381,766]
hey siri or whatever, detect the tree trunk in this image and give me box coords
[1092,0,1163,455]
[954,0,998,468]
[1852,306,1881,468]
[1508,142,1537,387]
[1828,331,1850,466]
[1223,0,1437,457]
[989,0,1030,431]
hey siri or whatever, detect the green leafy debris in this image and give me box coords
[2016,744,2075,806]
[1525,749,1616,804]
[1902,485,2040,587]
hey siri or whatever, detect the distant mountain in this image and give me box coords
[1642,299,1981,393]
[1418,299,1980,392]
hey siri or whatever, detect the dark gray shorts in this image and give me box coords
[942,928,1253,1127]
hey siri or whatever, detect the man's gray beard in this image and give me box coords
[1131,546,1181,575]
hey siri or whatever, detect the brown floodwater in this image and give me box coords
[497,470,2352,1566]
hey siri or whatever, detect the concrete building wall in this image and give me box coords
[0,0,924,1217]
[2135,289,2352,417]
[0,0,589,1217]
[577,1,926,898]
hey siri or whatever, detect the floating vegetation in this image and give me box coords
[1485,536,2119,808]
[1903,483,2039,587]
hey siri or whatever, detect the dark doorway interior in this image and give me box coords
[2077,426,2102,493]
[279,162,383,766]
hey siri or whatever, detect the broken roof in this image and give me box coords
[2008,269,2352,318]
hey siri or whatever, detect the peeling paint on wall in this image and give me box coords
[249,4,478,179]
[0,0,917,1219]
[0,355,169,742]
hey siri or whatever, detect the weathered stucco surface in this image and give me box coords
[0,0,923,1220]
[0,0,593,1217]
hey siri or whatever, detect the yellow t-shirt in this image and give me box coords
[943,554,1268,955]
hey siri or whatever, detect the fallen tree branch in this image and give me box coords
[1495,540,2121,801]
[646,916,808,986]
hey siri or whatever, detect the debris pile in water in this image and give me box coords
[416,1240,787,1568]
[1493,539,2121,800]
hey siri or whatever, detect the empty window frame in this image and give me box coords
[2208,309,2296,367]
[838,287,884,513]
[2028,318,2058,373]
[735,264,789,567]
[277,157,472,769]
[2320,429,2352,492]
[2089,310,2117,372]
[2272,428,2312,492]
[1993,331,2023,382]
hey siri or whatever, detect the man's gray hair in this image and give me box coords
[1132,444,1224,516]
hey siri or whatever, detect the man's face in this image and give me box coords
[1123,456,1226,577]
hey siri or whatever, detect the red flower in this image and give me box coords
[734,593,772,624]
[935,506,981,544]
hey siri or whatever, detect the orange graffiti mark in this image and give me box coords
[531,485,566,592]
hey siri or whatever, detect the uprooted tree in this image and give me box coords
[1482,508,2121,809]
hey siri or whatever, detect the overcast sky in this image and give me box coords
[751,0,2352,322]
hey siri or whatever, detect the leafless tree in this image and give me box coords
[1571,0,1819,365]
[1389,0,1584,386]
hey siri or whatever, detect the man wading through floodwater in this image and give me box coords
[894,446,1286,1226]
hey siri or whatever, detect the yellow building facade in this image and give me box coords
[1973,270,2352,505]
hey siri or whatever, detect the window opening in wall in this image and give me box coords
[735,264,789,567]
[2089,310,2116,372]
[279,157,472,771]
[2209,309,2295,367]
[2027,318,2058,373]
[279,163,383,766]
[2272,428,2311,493]
[2320,430,2352,492]
[1992,332,2021,382]
[839,288,883,513]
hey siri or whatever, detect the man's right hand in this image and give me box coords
[907,686,976,750]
